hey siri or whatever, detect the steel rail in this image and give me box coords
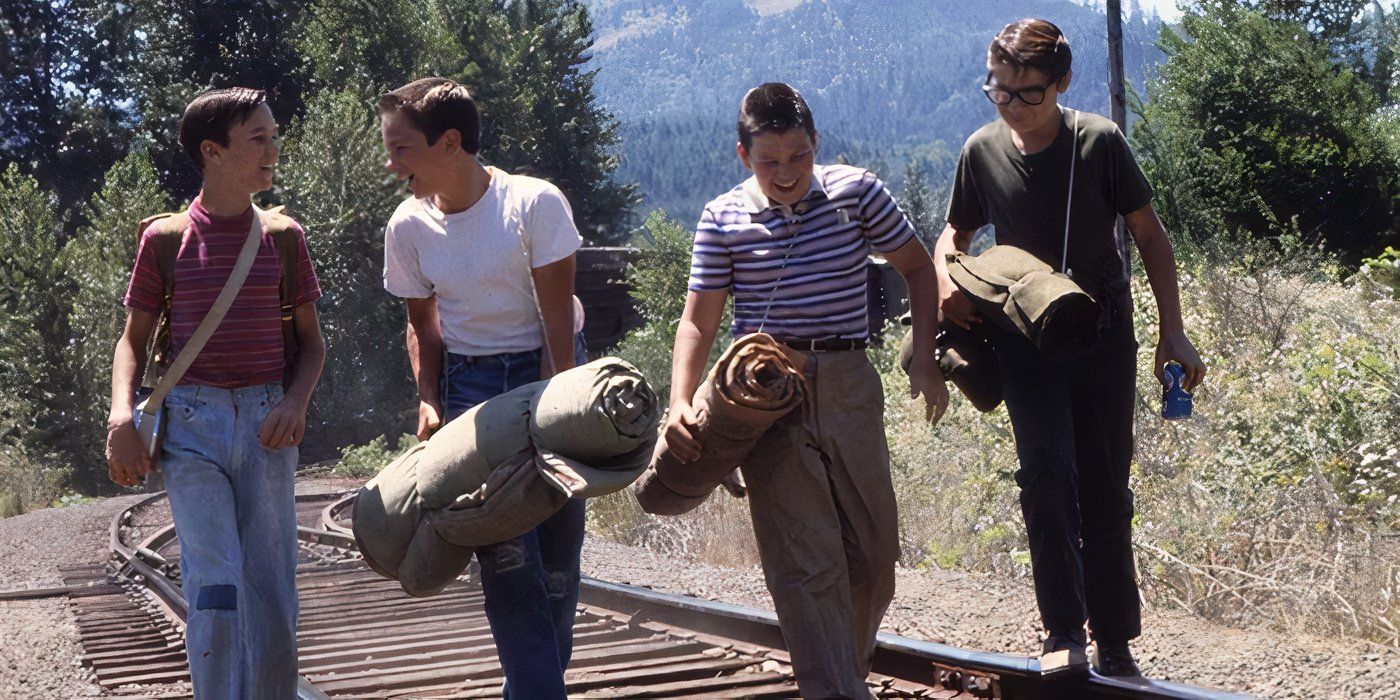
[97,490,1253,699]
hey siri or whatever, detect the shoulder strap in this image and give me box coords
[1060,107,1080,276]
[140,211,191,309]
[140,208,267,417]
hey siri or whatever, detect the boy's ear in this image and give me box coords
[736,141,753,171]
[440,128,461,154]
[1057,70,1073,93]
[200,139,223,167]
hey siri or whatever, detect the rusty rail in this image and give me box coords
[74,490,1251,698]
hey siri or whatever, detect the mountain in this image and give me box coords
[582,0,1167,222]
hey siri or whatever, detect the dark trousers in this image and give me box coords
[994,301,1141,644]
[441,335,589,700]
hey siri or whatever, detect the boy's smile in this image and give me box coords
[739,128,818,207]
[380,110,452,200]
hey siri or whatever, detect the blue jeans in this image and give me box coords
[441,335,588,700]
[161,384,299,700]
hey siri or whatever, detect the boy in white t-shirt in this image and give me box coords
[378,77,586,700]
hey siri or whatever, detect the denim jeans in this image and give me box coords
[161,383,299,700]
[441,334,588,700]
[994,296,1141,644]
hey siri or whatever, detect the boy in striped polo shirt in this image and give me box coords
[662,82,948,698]
[106,88,325,699]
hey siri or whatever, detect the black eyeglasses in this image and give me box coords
[982,74,1055,106]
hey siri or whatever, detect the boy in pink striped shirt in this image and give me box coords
[105,87,325,699]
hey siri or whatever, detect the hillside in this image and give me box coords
[584,0,1167,221]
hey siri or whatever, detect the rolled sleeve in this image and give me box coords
[946,145,988,233]
[123,229,165,314]
[687,207,733,292]
[523,184,583,269]
[383,221,433,298]
[858,172,916,253]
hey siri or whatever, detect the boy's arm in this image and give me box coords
[662,288,728,463]
[406,297,445,440]
[1123,203,1206,390]
[885,238,950,424]
[933,223,980,329]
[106,308,157,487]
[258,302,326,449]
[531,253,578,379]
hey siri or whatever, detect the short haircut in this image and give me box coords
[737,82,816,150]
[179,87,268,171]
[988,18,1072,83]
[378,78,481,153]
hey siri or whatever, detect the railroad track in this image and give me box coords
[58,488,1248,698]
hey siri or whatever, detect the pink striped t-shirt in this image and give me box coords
[124,195,322,388]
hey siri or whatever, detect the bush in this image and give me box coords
[331,434,419,478]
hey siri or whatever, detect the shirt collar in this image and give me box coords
[740,166,829,214]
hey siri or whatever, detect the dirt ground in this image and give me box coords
[1,485,1396,699]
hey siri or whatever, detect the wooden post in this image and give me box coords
[1106,0,1127,130]
[1106,0,1131,273]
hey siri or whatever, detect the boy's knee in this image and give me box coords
[196,584,238,610]
[545,570,577,600]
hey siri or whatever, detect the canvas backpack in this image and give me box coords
[135,205,302,389]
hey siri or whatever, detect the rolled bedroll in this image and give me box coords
[353,357,660,596]
[632,333,806,516]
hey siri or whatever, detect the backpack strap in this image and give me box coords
[257,205,303,384]
[138,211,191,389]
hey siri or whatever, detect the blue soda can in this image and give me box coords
[1161,363,1193,420]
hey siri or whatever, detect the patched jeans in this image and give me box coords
[441,335,588,700]
[161,383,299,700]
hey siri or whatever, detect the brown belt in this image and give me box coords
[780,337,869,352]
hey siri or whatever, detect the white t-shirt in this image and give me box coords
[383,168,583,355]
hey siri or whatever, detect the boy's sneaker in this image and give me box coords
[1091,641,1142,677]
[1040,631,1090,677]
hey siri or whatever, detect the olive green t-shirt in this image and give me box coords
[946,108,1153,300]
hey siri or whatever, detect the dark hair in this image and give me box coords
[179,87,268,171]
[988,18,1072,82]
[378,77,481,153]
[737,82,816,150]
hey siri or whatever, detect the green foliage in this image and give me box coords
[298,0,636,243]
[1133,3,1398,260]
[60,151,176,487]
[331,434,420,478]
[0,166,80,469]
[1359,246,1400,298]
[0,1,139,214]
[896,159,949,251]
[278,89,414,456]
[610,210,730,404]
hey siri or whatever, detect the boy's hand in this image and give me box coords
[106,420,152,488]
[662,402,704,463]
[259,398,307,449]
[908,353,950,424]
[938,285,980,330]
[417,400,443,441]
[1155,330,1207,391]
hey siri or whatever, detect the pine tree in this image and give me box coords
[0,1,139,216]
[897,160,947,252]
[277,89,415,455]
[0,166,80,476]
[61,151,176,486]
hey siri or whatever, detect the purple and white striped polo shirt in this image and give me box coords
[687,163,915,340]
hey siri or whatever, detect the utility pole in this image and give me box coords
[1106,0,1130,273]
[1106,0,1127,130]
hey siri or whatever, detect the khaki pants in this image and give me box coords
[740,349,899,699]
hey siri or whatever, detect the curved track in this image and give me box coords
[62,489,1249,698]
